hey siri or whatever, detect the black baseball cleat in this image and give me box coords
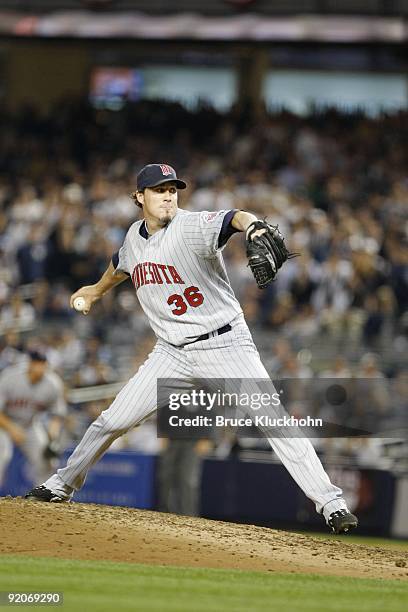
[328,509,358,534]
[24,485,66,503]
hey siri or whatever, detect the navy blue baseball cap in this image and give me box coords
[136,164,187,191]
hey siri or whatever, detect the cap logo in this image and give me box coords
[159,164,173,176]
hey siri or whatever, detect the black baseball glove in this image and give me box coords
[246,220,298,289]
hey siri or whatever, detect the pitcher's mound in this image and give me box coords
[0,498,406,580]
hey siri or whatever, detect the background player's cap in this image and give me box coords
[136,164,187,191]
[28,349,47,362]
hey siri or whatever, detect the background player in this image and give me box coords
[0,350,67,487]
[25,164,358,535]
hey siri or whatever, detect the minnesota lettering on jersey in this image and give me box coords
[131,262,185,290]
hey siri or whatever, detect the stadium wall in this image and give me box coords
[3,41,90,112]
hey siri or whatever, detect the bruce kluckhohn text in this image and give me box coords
[168,414,323,428]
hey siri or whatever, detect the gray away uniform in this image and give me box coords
[0,363,66,484]
[45,209,348,520]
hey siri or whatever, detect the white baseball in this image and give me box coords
[73,297,86,312]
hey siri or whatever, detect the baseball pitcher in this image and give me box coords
[25,164,358,534]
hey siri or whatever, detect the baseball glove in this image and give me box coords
[246,220,298,289]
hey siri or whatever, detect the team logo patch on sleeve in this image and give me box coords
[203,211,222,223]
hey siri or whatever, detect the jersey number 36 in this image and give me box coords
[167,286,204,316]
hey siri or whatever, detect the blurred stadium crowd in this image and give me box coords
[0,99,406,465]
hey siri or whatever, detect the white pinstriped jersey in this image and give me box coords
[0,364,66,427]
[115,209,243,346]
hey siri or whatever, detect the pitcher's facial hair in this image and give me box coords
[160,214,172,227]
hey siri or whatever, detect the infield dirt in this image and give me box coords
[0,497,407,580]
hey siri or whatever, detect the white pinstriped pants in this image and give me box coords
[46,318,347,518]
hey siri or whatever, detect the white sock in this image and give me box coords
[43,474,74,499]
[322,498,349,522]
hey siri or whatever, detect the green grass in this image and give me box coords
[0,556,407,612]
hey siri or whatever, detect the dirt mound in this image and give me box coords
[0,497,407,580]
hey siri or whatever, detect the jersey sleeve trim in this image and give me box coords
[112,251,130,276]
[217,209,240,249]
[112,251,119,268]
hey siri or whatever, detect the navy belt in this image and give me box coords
[181,323,232,347]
